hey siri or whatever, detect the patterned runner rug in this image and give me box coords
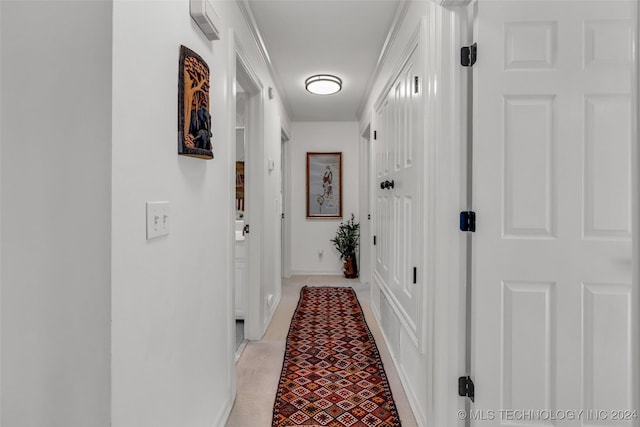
[272,286,401,427]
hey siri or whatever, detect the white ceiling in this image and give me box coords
[245,0,404,122]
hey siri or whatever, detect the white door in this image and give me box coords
[373,45,422,343]
[472,1,636,425]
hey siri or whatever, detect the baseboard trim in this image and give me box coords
[370,300,428,427]
[263,291,282,335]
[216,394,235,427]
[290,269,343,276]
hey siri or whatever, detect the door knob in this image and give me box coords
[380,180,395,189]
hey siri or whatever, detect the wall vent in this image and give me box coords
[190,0,221,41]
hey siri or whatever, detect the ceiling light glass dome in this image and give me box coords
[305,74,342,95]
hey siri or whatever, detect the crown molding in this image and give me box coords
[433,0,473,8]
[236,0,294,120]
[356,0,411,122]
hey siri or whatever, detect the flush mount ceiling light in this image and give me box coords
[305,74,342,95]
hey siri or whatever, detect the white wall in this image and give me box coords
[261,91,285,328]
[0,1,113,426]
[111,2,230,425]
[290,122,360,275]
[111,1,288,425]
[0,0,289,426]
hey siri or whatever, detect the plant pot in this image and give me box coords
[342,255,358,279]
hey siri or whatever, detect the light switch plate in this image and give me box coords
[146,201,170,239]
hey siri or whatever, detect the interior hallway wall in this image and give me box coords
[1,0,290,426]
[111,2,230,425]
[0,1,113,426]
[289,122,360,275]
[111,1,289,425]
[261,94,286,330]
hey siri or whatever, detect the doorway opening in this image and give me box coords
[234,82,248,353]
[233,46,264,345]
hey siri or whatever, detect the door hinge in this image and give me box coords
[281,213,285,220]
[414,76,419,94]
[243,224,250,235]
[373,130,377,140]
[412,267,417,284]
[459,211,476,232]
[458,376,475,402]
[373,235,377,245]
[368,214,371,220]
[461,43,477,67]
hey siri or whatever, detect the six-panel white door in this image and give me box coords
[472,1,636,425]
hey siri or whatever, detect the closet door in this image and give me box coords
[373,45,423,342]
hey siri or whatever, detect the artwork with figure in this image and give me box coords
[178,45,213,159]
[306,152,342,218]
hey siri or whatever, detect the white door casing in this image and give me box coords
[359,123,372,285]
[472,1,637,425]
[281,127,291,279]
[235,43,265,342]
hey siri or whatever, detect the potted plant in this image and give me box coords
[330,214,360,278]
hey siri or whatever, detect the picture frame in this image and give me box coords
[306,152,342,219]
[236,161,245,212]
[178,45,214,160]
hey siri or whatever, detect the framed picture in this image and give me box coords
[178,45,213,160]
[306,152,342,218]
[236,161,245,212]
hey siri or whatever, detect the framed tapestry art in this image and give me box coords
[178,45,213,159]
[306,152,342,219]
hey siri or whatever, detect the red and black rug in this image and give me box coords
[272,286,401,427]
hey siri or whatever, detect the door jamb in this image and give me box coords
[632,0,639,419]
[424,2,471,426]
[226,28,238,402]
[235,41,265,342]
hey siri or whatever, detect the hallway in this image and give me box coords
[226,276,418,427]
[0,1,637,427]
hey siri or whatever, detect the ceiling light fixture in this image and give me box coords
[305,74,342,95]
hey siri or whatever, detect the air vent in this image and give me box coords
[190,0,221,41]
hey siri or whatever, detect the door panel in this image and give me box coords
[472,1,636,425]
[373,45,421,340]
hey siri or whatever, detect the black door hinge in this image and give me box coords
[243,224,250,235]
[412,267,417,284]
[414,76,419,94]
[281,213,285,220]
[461,43,477,67]
[373,130,377,140]
[458,376,475,402]
[368,214,371,220]
[373,235,377,245]
[460,211,476,232]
